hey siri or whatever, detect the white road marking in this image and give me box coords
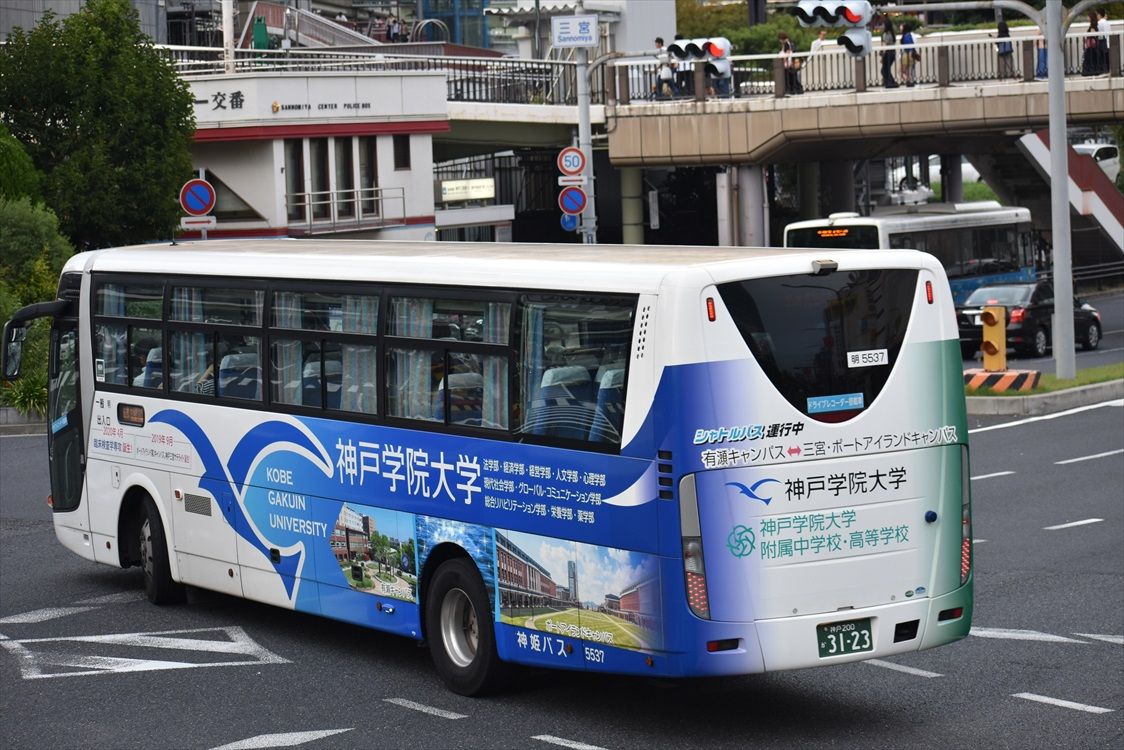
[0,606,98,624]
[209,729,353,750]
[865,659,943,678]
[0,625,288,679]
[532,736,609,750]
[1012,693,1114,714]
[382,698,467,720]
[970,627,1084,643]
[1055,448,1124,465]
[969,400,1124,434]
[1043,518,1105,531]
[972,538,988,544]
[74,592,144,606]
[971,471,1014,480]
[1074,633,1124,645]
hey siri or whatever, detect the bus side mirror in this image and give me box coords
[2,320,28,381]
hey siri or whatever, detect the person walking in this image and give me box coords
[900,22,918,86]
[654,37,678,97]
[880,18,898,87]
[1035,33,1048,79]
[1082,11,1099,75]
[1096,9,1110,75]
[779,32,803,95]
[995,21,1016,79]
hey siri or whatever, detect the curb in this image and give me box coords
[966,379,1124,416]
[0,407,45,436]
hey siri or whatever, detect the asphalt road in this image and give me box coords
[2,401,1122,750]
[961,289,1124,374]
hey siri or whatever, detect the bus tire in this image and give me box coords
[425,557,508,696]
[138,496,184,605]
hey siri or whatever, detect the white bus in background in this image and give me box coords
[784,202,1040,305]
[3,240,973,695]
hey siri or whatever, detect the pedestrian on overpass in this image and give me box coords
[779,32,803,95]
[900,22,918,87]
[880,18,898,87]
[995,21,1016,79]
[1097,9,1110,75]
[1082,11,1099,75]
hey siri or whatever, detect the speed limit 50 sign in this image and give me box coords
[556,146,586,176]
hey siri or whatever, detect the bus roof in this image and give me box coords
[784,202,1031,235]
[66,239,836,295]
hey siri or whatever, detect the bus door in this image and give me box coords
[48,318,85,515]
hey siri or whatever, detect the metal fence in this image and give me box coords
[610,30,1123,102]
[160,29,1119,106]
[285,186,405,234]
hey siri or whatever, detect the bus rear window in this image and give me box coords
[787,226,879,249]
[718,270,918,422]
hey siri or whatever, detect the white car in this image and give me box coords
[1073,143,1120,183]
[890,155,981,191]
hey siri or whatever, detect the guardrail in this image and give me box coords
[160,30,1118,107]
[1041,260,1124,285]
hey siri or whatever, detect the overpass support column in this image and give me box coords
[821,161,855,215]
[620,167,644,245]
[737,165,768,247]
[717,168,735,246]
[798,162,820,220]
[941,155,964,203]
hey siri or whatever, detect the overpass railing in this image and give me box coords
[160,29,1117,107]
[285,186,406,234]
[611,30,1122,103]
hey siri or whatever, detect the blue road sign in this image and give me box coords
[560,213,579,232]
[180,178,217,216]
[558,186,588,216]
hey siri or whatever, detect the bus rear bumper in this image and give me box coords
[755,585,972,672]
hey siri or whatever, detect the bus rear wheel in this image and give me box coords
[425,558,508,696]
[138,496,184,605]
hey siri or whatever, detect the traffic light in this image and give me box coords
[791,2,873,57]
[667,37,733,81]
[980,305,1007,372]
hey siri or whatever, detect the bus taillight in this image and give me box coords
[683,537,711,619]
[961,446,972,586]
[925,280,933,304]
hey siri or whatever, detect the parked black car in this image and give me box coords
[957,281,1102,359]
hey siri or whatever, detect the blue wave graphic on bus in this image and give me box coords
[726,478,779,505]
[150,409,333,597]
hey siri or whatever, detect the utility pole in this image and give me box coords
[575,0,598,244]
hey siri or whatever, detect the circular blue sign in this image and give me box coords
[558,186,588,216]
[560,213,579,232]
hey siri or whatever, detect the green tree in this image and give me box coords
[0,123,41,202]
[0,0,195,250]
[0,197,73,308]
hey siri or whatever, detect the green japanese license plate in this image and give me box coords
[816,617,873,658]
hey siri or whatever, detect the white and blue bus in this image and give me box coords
[784,202,1039,305]
[3,240,973,695]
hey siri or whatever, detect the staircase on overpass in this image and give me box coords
[973,132,1124,269]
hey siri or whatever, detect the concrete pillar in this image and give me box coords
[798,162,820,220]
[716,169,734,246]
[620,167,644,245]
[737,165,768,247]
[941,154,963,203]
[821,160,855,214]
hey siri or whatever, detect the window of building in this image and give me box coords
[393,135,411,170]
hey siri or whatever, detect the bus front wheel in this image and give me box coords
[138,496,184,605]
[425,558,508,696]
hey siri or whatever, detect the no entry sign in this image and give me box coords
[180,178,217,216]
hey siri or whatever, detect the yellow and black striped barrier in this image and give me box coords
[963,368,1042,393]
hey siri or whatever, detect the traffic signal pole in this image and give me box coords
[878,0,1101,379]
